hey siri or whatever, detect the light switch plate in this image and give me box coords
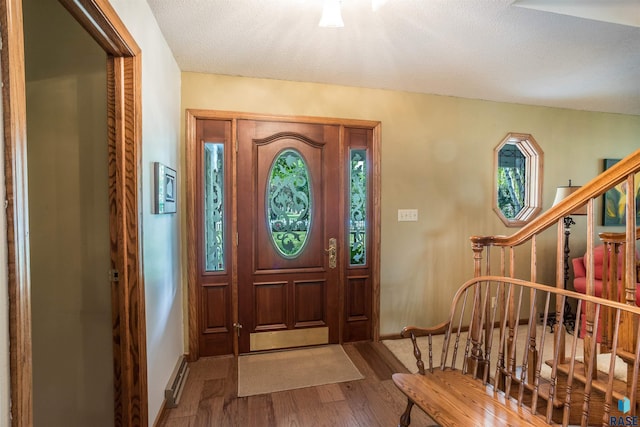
[398,209,418,222]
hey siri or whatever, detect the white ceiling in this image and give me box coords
[146,0,640,115]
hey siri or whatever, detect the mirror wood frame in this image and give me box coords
[493,132,544,227]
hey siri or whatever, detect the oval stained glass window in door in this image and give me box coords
[266,149,312,258]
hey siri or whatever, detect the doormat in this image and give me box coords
[237,344,364,397]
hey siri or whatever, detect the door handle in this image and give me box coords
[325,237,337,269]
[233,322,243,337]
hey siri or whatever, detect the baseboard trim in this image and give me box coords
[152,399,168,427]
[165,354,190,408]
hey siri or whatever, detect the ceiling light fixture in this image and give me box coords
[319,0,344,28]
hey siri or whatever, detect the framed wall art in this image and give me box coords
[154,162,177,214]
[602,158,640,226]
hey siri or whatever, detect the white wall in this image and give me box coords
[107,0,183,423]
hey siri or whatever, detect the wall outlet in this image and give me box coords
[398,209,418,222]
[491,297,497,309]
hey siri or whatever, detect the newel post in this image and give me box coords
[468,237,492,379]
[471,236,493,278]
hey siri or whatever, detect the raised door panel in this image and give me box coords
[237,119,341,353]
[196,118,233,356]
[343,127,374,342]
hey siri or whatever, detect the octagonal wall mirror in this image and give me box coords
[494,133,543,227]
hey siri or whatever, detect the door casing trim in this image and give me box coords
[185,109,381,359]
[3,0,147,424]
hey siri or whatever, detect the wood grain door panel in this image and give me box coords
[343,128,374,342]
[254,135,326,271]
[238,120,340,353]
[195,119,234,356]
[253,281,288,330]
[189,113,379,358]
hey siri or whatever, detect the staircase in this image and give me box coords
[468,148,640,414]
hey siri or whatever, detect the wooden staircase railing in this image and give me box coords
[596,229,640,354]
[469,148,640,404]
[395,277,640,426]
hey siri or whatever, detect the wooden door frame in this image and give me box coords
[186,109,381,359]
[2,0,147,425]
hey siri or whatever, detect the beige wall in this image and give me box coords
[25,0,113,425]
[27,75,113,426]
[181,72,640,336]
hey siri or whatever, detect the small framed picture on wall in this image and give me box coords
[154,162,177,214]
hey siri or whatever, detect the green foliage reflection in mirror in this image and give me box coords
[493,133,543,227]
[267,149,312,258]
[497,144,526,219]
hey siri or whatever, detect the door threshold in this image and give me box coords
[250,327,329,352]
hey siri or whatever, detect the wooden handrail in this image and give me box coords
[469,149,640,386]
[471,149,640,248]
[599,227,640,243]
[459,276,640,316]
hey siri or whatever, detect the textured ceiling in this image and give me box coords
[146,0,640,115]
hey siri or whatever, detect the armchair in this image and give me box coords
[572,244,640,340]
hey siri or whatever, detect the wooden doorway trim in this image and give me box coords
[2,0,147,425]
[185,109,381,359]
[1,1,32,424]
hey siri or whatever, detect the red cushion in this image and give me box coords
[575,245,636,281]
[578,283,640,341]
[572,257,586,280]
[574,277,640,305]
[574,245,640,342]
[573,277,596,296]
[592,245,605,280]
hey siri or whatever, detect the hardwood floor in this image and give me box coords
[157,342,436,427]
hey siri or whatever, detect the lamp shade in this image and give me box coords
[553,183,587,215]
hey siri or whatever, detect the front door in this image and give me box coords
[188,111,379,358]
[237,120,341,353]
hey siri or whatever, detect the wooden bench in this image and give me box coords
[392,276,640,427]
